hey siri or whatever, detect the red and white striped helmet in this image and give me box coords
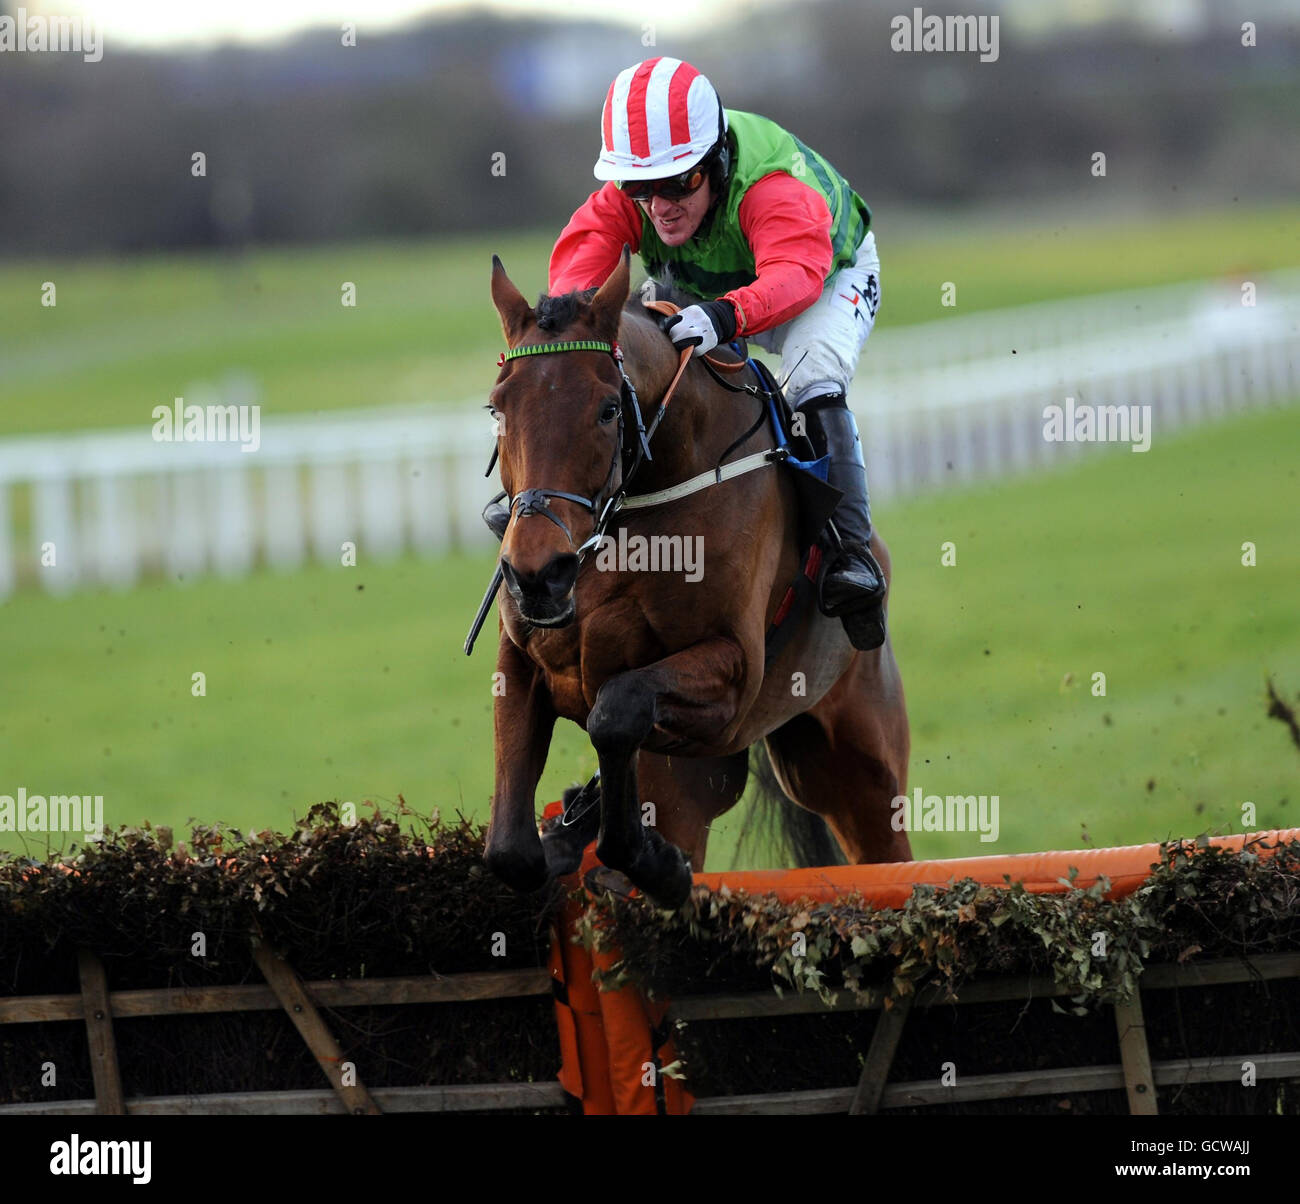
[594,57,727,181]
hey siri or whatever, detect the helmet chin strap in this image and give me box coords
[694,97,730,237]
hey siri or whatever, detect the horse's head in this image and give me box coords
[488,251,633,629]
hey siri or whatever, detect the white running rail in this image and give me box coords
[0,271,1295,596]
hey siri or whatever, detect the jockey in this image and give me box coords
[548,56,888,651]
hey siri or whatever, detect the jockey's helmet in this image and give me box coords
[594,57,730,190]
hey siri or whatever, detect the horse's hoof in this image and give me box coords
[541,829,584,877]
[483,844,549,894]
[628,831,694,910]
[642,861,693,910]
[584,865,635,899]
[538,776,602,877]
[645,864,693,910]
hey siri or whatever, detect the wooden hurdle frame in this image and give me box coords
[669,952,1300,1115]
[4,947,1296,1116]
[0,939,565,1116]
[3,827,1297,1116]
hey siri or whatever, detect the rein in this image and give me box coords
[463,316,781,656]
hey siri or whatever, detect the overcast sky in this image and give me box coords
[22,0,1290,51]
[43,0,727,48]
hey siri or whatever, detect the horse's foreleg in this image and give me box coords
[484,636,557,892]
[587,638,744,907]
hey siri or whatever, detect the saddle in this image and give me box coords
[642,298,841,667]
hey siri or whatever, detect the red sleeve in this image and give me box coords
[724,172,833,334]
[549,182,644,294]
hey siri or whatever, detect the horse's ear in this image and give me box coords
[491,254,532,346]
[589,246,631,339]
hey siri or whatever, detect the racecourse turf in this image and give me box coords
[2,202,1298,864]
[2,397,1296,864]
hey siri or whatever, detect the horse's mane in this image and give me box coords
[534,289,595,333]
[533,288,659,336]
[530,287,673,396]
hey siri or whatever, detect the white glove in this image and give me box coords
[664,304,722,358]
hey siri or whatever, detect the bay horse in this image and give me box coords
[481,250,911,907]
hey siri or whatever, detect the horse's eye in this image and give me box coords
[599,401,620,425]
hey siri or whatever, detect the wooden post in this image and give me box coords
[77,950,125,1115]
[251,940,381,1115]
[848,993,913,1115]
[1114,992,1158,1115]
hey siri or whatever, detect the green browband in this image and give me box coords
[497,340,617,366]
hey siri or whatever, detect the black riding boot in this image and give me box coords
[797,392,888,651]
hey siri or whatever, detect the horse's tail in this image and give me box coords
[733,742,847,869]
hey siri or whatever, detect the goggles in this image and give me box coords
[619,161,709,202]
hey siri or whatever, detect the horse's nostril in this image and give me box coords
[542,554,579,600]
[499,558,522,598]
[500,553,577,607]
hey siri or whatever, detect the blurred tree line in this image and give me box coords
[0,0,1296,257]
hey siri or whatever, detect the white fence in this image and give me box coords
[854,269,1300,500]
[1,271,1296,596]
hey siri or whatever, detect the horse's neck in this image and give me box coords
[619,313,767,491]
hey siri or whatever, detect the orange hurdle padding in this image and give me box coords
[547,823,1298,1113]
[544,800,694,1116]
[549,891,613,1112]
[694,829,1300,910]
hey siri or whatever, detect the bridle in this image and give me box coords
[485,337,691,563]
[464,317,774,656]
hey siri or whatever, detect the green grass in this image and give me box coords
[885,401,1300,857]
[4,203,1298,866]
[3,201,1299,436]
[3,400,1297,864]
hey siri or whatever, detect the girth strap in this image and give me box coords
[620,449,786,511]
